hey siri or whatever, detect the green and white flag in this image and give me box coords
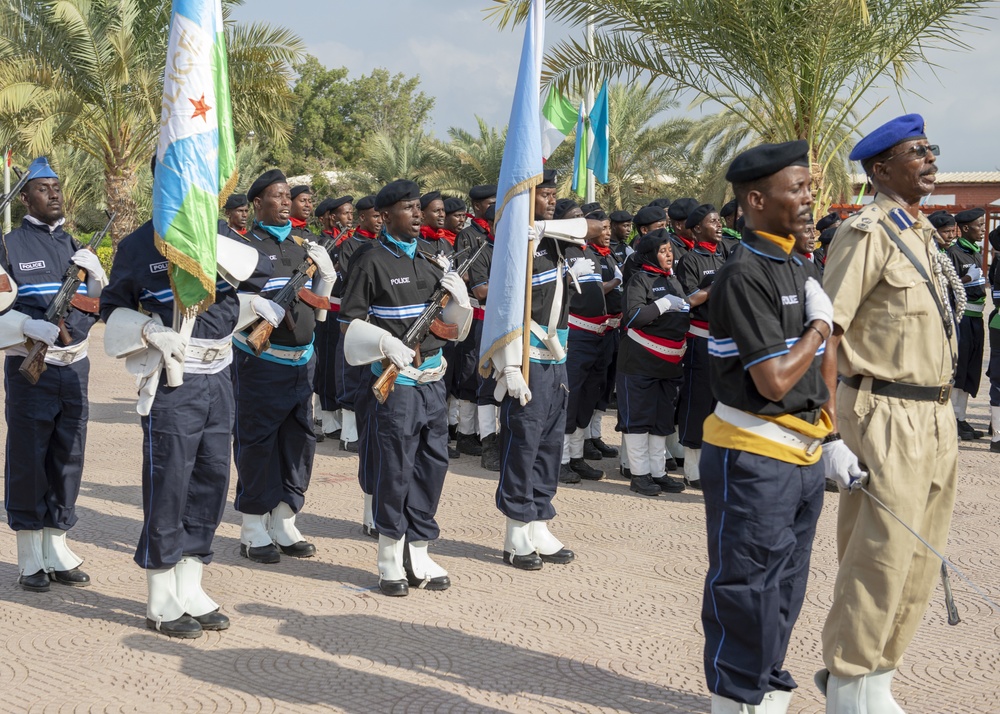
[540,87,576,161]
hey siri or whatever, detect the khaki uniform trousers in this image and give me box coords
[822,380,958,677]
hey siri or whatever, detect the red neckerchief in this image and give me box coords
[441,229,456,246]
[696,240,718,254]
[803,252,813,259]
[642,263,672,277]
[355,228,377,240]
[290,217,307,230]
[588,242,612,257]
[335,227,354,247]
[471,216,494,241]
[676,234,695,251]
[420,225,456,246]
[230,225,247,236]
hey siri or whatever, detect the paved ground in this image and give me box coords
[1,324,998,713]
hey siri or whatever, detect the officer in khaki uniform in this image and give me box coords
[817,114,959,713]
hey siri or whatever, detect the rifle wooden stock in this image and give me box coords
[19,339,48,385]
[245,319,273,355]
[0,274,12,294]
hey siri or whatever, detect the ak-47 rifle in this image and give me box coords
[372,241,488,404]
[244,240,331,355]
[20,210,115,385]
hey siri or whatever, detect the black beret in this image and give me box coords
[955,208,985,225]
[375,179,420,210]
[647,197,672,209]
[928,212,956,229]
[443,197,466,214]
[314,198,334,217]
[553,198,580,220]
[355,195,376,212]
[685,203,718,230]
[726,140,810,183]
[815,212,840,232]
[538,169,558,188]
[818,227,837,246]
[633,205,667,227]
[587,209,608,222]
[580,202,602,215]
[469,184,497,201]
[290,185,311,199]
[609,210,633,223]
[850,114,925,162]
[990,227,1000,252]
[420,191,443,210]
[484,204,495,222]
[720,199,738,218]
[667,197,699,221]
[248,169,287,202]
[636,228,671,255]
[224,193,248,211]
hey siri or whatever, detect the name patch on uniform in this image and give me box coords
[18,260,45,271]
[652,286,666,293]
[268,254,277,261]
[390,277,411,286]
[149,261,168,273]
[781,294,799,306]
[703,269,716,277]
[534,250,547,258]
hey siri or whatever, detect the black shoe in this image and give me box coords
[448,445,461,459]
[18,570,50,592]
[559,462,581,484]
[569,458,604,481]
[403,547,451,591]
[378,579,409,597]
[457,432,483,456]
[192,609,230,631]
[673,456,685,468]
[539,548,575,564]
[653,475,686,493]
[957,420,983,440]
[582,438,603,460]
[683,478,702,491]
[50,567,90,587]
[480,434,502,471]
[591,438,619,458]
[362,523,379,539]
[314,428,325,443]
[240,543,280,564]
[991,440,1000,453]
[503,551,543,570]
[341,440,360,453]
[277,540,316,558]
[146,614,203,638]
[664,457,679,472]
[824,478,839,493]
[325,429,342,441]
[629,474,660,497]
[448,424,458,441]
[618,466,632,480]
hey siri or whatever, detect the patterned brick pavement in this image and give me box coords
[1,324,998,713]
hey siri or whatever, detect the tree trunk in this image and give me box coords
[104,161,139,251]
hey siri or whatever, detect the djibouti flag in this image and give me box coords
[153,0,237,316]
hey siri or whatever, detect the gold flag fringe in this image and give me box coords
[478,326,522,377]
[218,169,239,210]
[154,231,216,317]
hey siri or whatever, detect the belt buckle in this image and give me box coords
[201,347,219,362]
[596,323,607,335]
[938,384,952,405]
[805,439,822,457]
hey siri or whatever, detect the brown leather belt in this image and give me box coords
[843,375,952,405]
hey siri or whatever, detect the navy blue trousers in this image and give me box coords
[4,356,88,531]
[313,318,340,411]
[452,327,481,401]
[355,367,379,495]
[136,370,233,569]
[496,362,567,523]
[335,335,367,412]
[955,314,984,396]
[989,322,1000,407]
[678,336,715,447]
[474,321,499,406]
[364,377,449,541]
[564,330,614,433]
[596,330,620,411]
[616,371,681,436]
[232,352,315,515]
[700,445,824,704]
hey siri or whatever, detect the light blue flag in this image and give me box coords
[479,0,545,376]
[571,101,587,199]
[587,80,609,184]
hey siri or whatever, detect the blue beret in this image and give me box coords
[25,156,58,182]
[375,179,420,210]
[609,210,633,223]
[224,193,248,211]
[633,205,666,227]
[248,169,287,202]
[849,114,926,162]
[443,197,466,214]
[668,197,699,221]
[355,195,376,211]
[726,141,810,183]
[685,203,717,230]
[955,208,985,225]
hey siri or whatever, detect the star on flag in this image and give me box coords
[189,93,212,122]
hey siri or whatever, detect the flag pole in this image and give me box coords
[585,15,596,204]
[522,187,536,383]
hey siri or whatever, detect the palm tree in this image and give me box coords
[339,130,437,196]
[489,0,989,211]
[0,0,304,242]
[423,117,507,196]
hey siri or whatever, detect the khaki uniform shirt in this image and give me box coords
[823,194,957,386]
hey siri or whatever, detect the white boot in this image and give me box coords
[589,411,604,439]
[341,409,358,443]
[477,404,498,438]
[41,527,84,572]
[240,513,273,548]
[405,540,450,589]
[504,517,535,556]
[146,567,186,626]
[319,407,341,435]
[711,694,749,713]
[951,389,969,420]
[529,520,574,563]
[447,395,460,427]
[623,433,650,475]
[823,671,868,714]
[665,430,685,459]
[761,689,792,713]
[377,534,406,582]
[568,427,586,459]
[362,493,376,536]
[866,670,906,714]
[992,406,1000,443]
[268,502,304,547]
[684,447,701,484]
[174,556,219,618]
[16,529,45,577]
[648,434,668,478]
[458,400,478,435]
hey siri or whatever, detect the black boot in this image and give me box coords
[480,433,502,471]
[991,439,1000,453]
[582,438,603,460]
[629,474,660,497]
[618,466,632,480]
[591,438,619,458]
[653,474,686,493]
[957,420,983,440]
[18,570,50,592]
[240,543,281,564]
[503,550,543,570]
[448,424,458,441]
[192,609,231,631]
[50,567,90,587]
[558,462,581,484]
[456,432,483,456]
[147,614,203,639]
[569,458,604,481]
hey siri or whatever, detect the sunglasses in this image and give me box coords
[884,144,940,162]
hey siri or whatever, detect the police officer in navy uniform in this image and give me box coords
[949,207,988,440]
[608,210,632,264]
[232,169,336,565]
[221,193,249,238]
[101,175,271,637]
[340,179,473,597]
[620,205,668,284]
[0,157,106,592]
[699,141,849,713]
[675,204,726,490]
[288,184,313,236]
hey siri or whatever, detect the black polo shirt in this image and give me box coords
[947,241,986,305]
[567,245,607,318]
[619,267,689,379]
[675,243,725,324]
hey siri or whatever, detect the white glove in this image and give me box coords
[804,277,834,333]
[440,272,470,308]
[497,365,532,406]
[305,241,335,278]
[822,439,869,491]
[142,322,188,362]
[654,295,690,314]
[23,319,59,347]
[251,295,286,328]
[71,249,106,283]
[569,258,596,279]
[428,253,452,272]
[379,334,415,369]
[965,264,984,282]
[613,263,623,283]
[527,224,540,243]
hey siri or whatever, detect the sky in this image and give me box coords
[230,1,1000,172]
